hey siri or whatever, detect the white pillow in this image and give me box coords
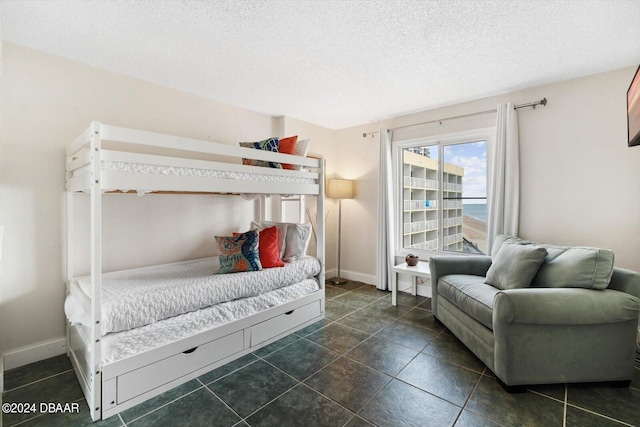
[282,223,312,262]
[257,221,312,262]
[293,139,310,171]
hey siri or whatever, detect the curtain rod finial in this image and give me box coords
[541,98,547,106]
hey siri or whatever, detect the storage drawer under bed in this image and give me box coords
[107,297,323,411]
[250,300,322,346]
[116,330,244,404]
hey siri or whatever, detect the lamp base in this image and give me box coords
[330,278,348,285]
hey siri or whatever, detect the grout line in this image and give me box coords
[527,388,566,406]
[3,368,75,393]
[339,374,393,422]
[5,412,45,427]
[199,356,260,386]
[295,383,358,419]
[252,335,304,358]
[392,374,471,411]
[229,365,306,422]
[333,317,394,337]
[370,325,433,353]
[563,384,568,427]
[366,321,491,412]
[202,383,245,423]
[418,331,486,376]
[564,402,635,427]
[258,339,342,385]
[252,347,383,421]
[122,385,204,425]
[297,319,336,337]
[336,353,396,381]
[253,353,309,383]
[118,412,127,427]
[341,414,358,427]
[453,374,507,427]
[301,324,376,357]
[343,332,428,380]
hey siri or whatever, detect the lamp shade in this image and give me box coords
[327,179,354,199]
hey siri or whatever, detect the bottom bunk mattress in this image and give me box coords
[76,278,321,366]
[66,256,322,335]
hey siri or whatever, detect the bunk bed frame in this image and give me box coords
[65,122,325,421]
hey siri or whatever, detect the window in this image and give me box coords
[396,129,490,255]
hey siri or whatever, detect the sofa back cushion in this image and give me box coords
[492,235,615,290]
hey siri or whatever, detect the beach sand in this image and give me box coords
[463,215,487,254]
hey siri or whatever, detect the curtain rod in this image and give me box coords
[362,97,547,138]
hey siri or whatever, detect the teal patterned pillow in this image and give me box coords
[215,230,262,274]
[240,138,282,168]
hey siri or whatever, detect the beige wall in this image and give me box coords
[0,43,335,359]
[335,66,640,279]
[282,116,340,273]
[1,40,638,364]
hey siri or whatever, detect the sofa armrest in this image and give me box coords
[492,287,640,386]
[494,288,640,326]
[608,267,640,300]
[429,255,492,318]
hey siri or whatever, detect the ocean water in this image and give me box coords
[463,203,487,222]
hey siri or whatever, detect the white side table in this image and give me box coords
[392,261,431,306]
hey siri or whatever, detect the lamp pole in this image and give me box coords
[334,198,346,285]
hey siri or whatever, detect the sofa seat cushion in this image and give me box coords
[438,274,500,330]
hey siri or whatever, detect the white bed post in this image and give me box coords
[299,195,306,223]
[317,160,326,287]
[65,148,74,357]
[255,196,266,223]
[89,121,103,421]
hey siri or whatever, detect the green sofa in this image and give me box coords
[429,235,640,391]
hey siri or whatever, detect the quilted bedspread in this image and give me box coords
[100,278,320,365]
[74,256,321,335]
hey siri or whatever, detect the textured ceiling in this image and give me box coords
[2,0,640,129]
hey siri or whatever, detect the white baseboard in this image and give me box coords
[2,337,67,371]
[326,268,376,286]
[326,269,432,298]
[325,268,336,281]
[396,281,432,298]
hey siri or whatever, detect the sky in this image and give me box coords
[414,140,487,204]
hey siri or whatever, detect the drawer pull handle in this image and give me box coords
[183,347,198,354]
[284,310,295,315]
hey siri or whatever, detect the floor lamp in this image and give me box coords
[327,178,354,285]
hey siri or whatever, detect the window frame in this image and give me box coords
[392,127,494,259]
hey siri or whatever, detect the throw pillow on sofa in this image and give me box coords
[485,243,548,290]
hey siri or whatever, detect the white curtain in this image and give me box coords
[376,128,395,290]
[487,103,520,253]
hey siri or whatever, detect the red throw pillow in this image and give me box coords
[233,226,284,268]
[278,135,299,170]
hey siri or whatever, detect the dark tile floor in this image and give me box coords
[2,280,640,426]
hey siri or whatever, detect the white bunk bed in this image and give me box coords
[65,122,325,421]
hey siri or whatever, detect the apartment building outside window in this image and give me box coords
[395,129,491,255]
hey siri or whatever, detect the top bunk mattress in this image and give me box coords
[68,256,321,335]
[103,161,316,185]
